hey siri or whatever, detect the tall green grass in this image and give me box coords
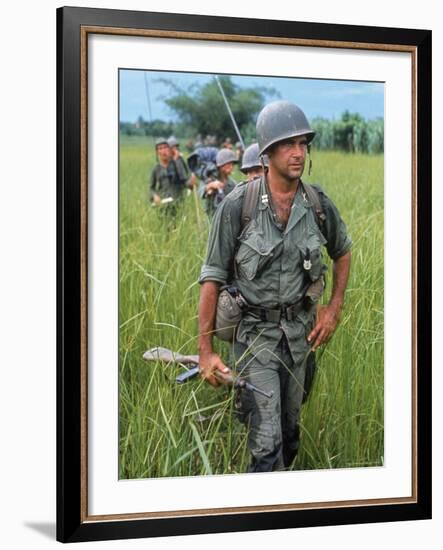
[119,139,384,479]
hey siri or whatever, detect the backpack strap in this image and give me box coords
[230,177,261,280]
[301,181,327,231]
[240,177,326,232]
[240,176,261,230]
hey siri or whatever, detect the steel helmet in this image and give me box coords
[155,137,169,147]
[256,100,315,155]
[241,143,268,173]
[216,148,238,167]
[167,135,179,147]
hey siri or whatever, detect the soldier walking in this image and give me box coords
[167,136,196,189]
[240,142,268,182]
[197,100,352,472]
[149,137,190,211]
[199,148,238,217]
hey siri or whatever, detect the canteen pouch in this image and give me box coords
[304,275,325,308]
[215,286,247,342]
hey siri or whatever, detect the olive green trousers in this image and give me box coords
[233,335,309,473]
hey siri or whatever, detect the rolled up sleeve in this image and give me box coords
[313,185,353,260]
[198,265,229,284]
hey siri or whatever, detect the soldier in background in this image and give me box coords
[240,142,268,182]
[199,148,238,217]
[207,134,217,147]
[194,133,203,150]
[185,138,194,153]
[149,138,188,210]
[222,137,233,150]
[168,136,196,190]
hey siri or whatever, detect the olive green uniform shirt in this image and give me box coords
[175,155,190,180]
[199,176,352,362]
[149,160,187,203]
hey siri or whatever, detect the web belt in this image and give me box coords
[247,301,305,323]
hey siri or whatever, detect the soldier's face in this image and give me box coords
[220,162,234,176]
[156,144,171,161]
[269,136,308,181]
[246,166,263,181]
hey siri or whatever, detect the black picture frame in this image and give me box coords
[57,6,432,543]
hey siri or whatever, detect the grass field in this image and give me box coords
[118,136,384,479]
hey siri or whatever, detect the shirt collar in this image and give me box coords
[259,174,309,232]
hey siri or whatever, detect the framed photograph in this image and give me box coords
[57,6,431,543]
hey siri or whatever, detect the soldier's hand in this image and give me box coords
[206,180,222,193]
[199,351,231,387]
[153,193,161,205]
[307,305,340,351]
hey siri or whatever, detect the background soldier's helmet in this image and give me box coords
[256,100,316,155]
[155,137,169,147]
[215,148,238,167]
[167,136,179,147]
[241,143,269,173]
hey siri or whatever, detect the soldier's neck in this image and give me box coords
[266,171,300,196]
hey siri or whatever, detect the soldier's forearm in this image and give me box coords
[329,251,351,313]
[198,281,220,354]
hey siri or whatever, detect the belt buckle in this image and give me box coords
[266,308,281,324]
[275,306,285,322]
[284,303,299,322]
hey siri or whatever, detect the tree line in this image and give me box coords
[311,111,384,154]
[120,76,383,154]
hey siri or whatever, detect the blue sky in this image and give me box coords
[119,69,384,123]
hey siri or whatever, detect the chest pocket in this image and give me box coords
[235,221,281,281]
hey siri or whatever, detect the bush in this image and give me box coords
[312,112,384,154]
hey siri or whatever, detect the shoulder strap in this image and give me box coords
[239,178,326,231]
[231,178,260,280]
[302,182,326,230]
[240,177,261,230]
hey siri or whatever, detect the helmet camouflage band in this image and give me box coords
[241,143,268,173]
[216,148,238,167]
[256,100,315,155]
